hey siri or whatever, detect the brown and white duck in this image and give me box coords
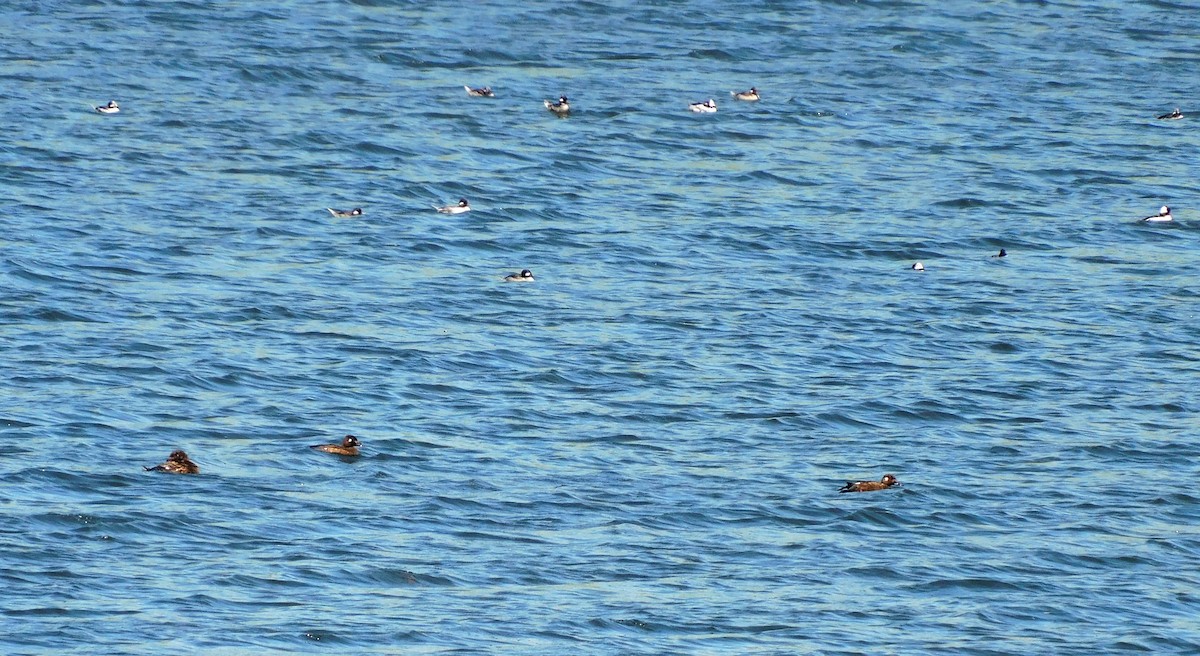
[310,435,361,456]
[731,87,760,101]
[838,474,899,493]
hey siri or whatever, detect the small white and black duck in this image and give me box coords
[544,95,570,115]
[1141,205,1173,222]
[435,198,471,214]
[504,269,535,282]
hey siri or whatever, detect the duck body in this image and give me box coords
[435,198,471,214]
[839,474,899,493]
[1142,205,1173,222]
[689,99,717,113]
[465,85,495,97]
[144,450,199,474]
[544,96,570,115]
[310,435,361,456]
[911,262,925,271]
[95,100,120,114]
[504,269,535,282]
[731,87,760,101]
[327,207,363,218]
[1158,108,1183,120]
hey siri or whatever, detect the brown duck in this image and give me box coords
[310,435,361,456]
[839,474,899,493]
[144,450,199,475]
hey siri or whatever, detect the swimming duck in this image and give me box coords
[992,249,1007,258]
[544,95,570,115]
[504,269,535,282]
[731,87,760,101]
[911,262,925,271]
[1142,205,1173,222]
[94,100,120,114]
[1158,108,1183,120]
[435,198,471,214]
[144,450,199,475]
[465,85,495,97]
[689,99,718,113]
[839,474,899,493]
[310,435,361,456]
[327,207,363,218]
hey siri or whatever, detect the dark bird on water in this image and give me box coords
[310,435,361,456]
[144,450,199,474]
[839,474,899,493]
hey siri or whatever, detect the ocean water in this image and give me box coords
[3,0,1200,653]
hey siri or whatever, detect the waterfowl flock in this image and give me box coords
[109,86,1183,490]
[148,436,900,495]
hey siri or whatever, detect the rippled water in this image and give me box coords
[3,0,1200,653]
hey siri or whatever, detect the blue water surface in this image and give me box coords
[3,0,1200,653]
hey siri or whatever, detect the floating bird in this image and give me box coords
[144,450,199,475]
[544,95,570,115]
[731,87,760,101]
[504,269,535,282]
[1142,205,1173,222]
[1158,108,1183,120]
[465,85,494,97]
[911,262,925,271]
[327,207,363,218]
[435,198,471,214]
[689,99,718,113]
[94,100,120,114]
[992,249,1007,258]
[839,474,899,493]
[310,435,361,456]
